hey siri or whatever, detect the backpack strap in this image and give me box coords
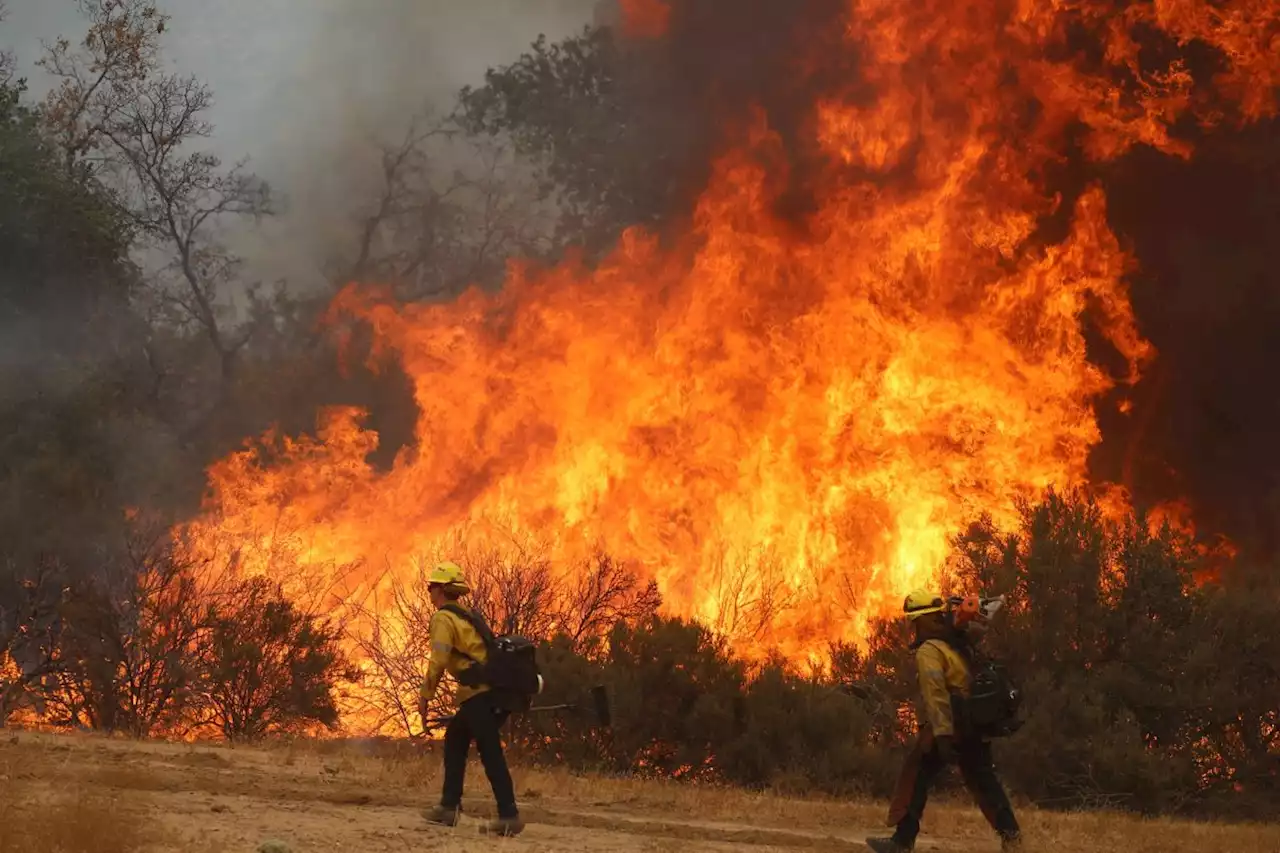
[917,636,982,692]
[439,603,496,661]
[920,631,978,664]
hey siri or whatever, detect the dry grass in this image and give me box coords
[0,731,1276,853]
[0,795,145,853]
[0,743,147,853]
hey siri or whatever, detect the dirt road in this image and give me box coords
[2,732,1277,853]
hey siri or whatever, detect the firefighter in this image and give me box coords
[418,561,524,837]
[865,590,1022,853]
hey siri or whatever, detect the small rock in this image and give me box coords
[257,841,292,853]
[210,803,229,813]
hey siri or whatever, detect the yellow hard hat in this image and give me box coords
[427,561,469,592]
[903,589,947,620]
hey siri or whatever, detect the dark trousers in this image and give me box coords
[441,691,518,818]
[887,733,1019,846]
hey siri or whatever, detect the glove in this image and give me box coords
[934,734,958,763]
[417,694,432,731]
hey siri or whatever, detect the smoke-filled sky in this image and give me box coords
[2,0,598,281]
[4,0,597,156]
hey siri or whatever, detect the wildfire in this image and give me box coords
[183,0,1277,659]
[618,0,670,39]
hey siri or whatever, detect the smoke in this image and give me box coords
[231,0,600,289]
[598,0,867,232]
[1091,120,1280,560]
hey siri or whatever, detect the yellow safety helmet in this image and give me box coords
[903,588,947,620]
[426,560,470,593]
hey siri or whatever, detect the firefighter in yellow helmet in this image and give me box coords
[866,590,1021,853]
[418,561,524,837]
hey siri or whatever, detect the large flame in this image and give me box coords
[185,0,1277,656]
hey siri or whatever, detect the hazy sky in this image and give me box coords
[2,0,598,282]
[3,0,595,162]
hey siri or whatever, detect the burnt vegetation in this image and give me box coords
[1,0,1278,826]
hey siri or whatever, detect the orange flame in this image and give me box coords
[1147,498,1240,585]
[183,0,1277,659]
[618,0,671,39]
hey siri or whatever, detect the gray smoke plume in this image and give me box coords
[2,0,598,289]
[233,0,601,289]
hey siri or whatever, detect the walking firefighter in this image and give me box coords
[418,561,535,838]
[866,590,1024,853]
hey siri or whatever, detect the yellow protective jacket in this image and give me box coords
[913,638,971,738]
[420,605,491,707]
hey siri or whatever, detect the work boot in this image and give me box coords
[865,838,912,853]
[422,804,461,827]
[1001,832,1024,851]
[480,815,526,837]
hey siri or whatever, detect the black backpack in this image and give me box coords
[960,655,1023,738]
[440,604,542,712]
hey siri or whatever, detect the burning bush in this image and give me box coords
[1,489,1274,820]
[190,576,355,742]
[350,540,659,736]
[1,522,356,741]
[502,492,1277,819]
[933,491,1277,816]
[39,532,208,736]
[0,558,64,725]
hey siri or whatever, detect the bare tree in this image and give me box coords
[464,541,559,639]
[342,113,456,286]
[336,110,554,299]
[42,524,207,736]
[0,1,14,87]
[441,136,557,293]
[347,566,451,737]
[705,546,797,644]
[0,559,66,725]
[38,0,274,382]
[556,552,660,653]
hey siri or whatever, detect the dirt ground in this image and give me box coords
[2,732,1277,853]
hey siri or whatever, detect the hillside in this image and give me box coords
[2,732,1276,853]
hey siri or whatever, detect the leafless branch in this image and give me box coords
[343,563,452,737]
[344,112,456,284]
[39,520,208,736]
[339,537,659,734]
[38,1,275,381]
[556,552,660,652]
[0,2,14,87]
[705,546,797,644]
[460,539,559,639]
[0,558,67,725]
[332,111,555,300]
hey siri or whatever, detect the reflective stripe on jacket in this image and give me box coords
[914,638,971,737]
[420,605,490,707]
